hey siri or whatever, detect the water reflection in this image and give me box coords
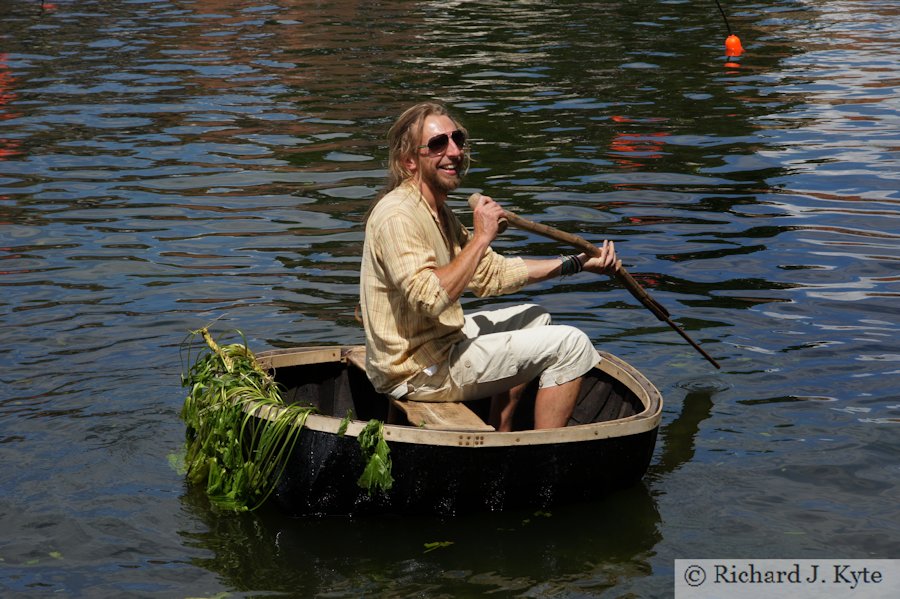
[1,0,899,595]
[651,390,716,478]
[180,481,661,596]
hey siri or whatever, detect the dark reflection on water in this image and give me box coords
[180,483,662,597]
[1,0,899,596]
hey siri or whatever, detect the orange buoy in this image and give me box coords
[725,34,744,58]
[723,34,744,68]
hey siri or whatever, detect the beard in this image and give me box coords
[420,157,462,195]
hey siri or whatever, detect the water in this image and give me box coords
[1,0,898,596]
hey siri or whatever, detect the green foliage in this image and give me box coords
[180,328,314,511]
[356,419,394,495]
[167,449,186,475]
[180,328,394,511]
[337,410,352,437]
[423,541,454,553]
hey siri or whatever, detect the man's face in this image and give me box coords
[412,114,465,196]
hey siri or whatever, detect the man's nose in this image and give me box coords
[446,137,462,156]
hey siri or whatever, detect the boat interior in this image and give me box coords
[259,347,644,432]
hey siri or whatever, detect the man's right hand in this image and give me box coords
[471,194,506,241]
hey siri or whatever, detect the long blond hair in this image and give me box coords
[382,102,469,195]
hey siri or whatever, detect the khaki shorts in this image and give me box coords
[405,304,600,402]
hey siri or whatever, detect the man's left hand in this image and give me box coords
[580,240,620,275]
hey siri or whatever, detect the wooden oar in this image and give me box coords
[468,193,721,369]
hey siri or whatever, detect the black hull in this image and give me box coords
[272,425,658,517]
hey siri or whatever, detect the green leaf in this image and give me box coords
[337,410,352,436]
[167,449,186,475]
[424,541,454,553]
[356,420,394,495]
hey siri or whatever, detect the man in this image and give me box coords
[360,102,619,431]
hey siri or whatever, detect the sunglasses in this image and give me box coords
[418,129,467,154]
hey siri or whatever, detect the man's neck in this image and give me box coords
[414,180,446,217]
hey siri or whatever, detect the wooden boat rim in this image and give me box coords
[253,345,662,448]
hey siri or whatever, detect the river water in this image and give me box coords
[1,0,898,596]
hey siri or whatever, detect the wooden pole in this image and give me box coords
[468,193,721,369]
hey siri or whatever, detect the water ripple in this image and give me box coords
[1,0,899,595]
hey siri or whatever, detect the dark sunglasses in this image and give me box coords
[418,129,467,154]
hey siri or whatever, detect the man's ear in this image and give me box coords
[404,153,419,174]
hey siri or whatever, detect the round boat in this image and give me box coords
[252,345,662,516]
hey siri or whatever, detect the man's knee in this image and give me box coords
[553,325,593,352]
[548,326,597,382]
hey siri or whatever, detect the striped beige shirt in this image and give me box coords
[360,182,529,393]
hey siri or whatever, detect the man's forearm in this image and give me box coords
[524,256,570,285]
[433,235,492,301]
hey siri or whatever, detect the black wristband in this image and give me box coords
[559,255,582,276]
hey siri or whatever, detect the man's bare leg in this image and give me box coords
[533,377,582,429]
[489,382,528,432]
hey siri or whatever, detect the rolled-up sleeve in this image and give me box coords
[373,214,455,319]
[455,224,529,297]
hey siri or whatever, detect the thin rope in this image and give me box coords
[714,0,733,35]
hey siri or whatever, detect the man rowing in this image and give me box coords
[359,102,620,431]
